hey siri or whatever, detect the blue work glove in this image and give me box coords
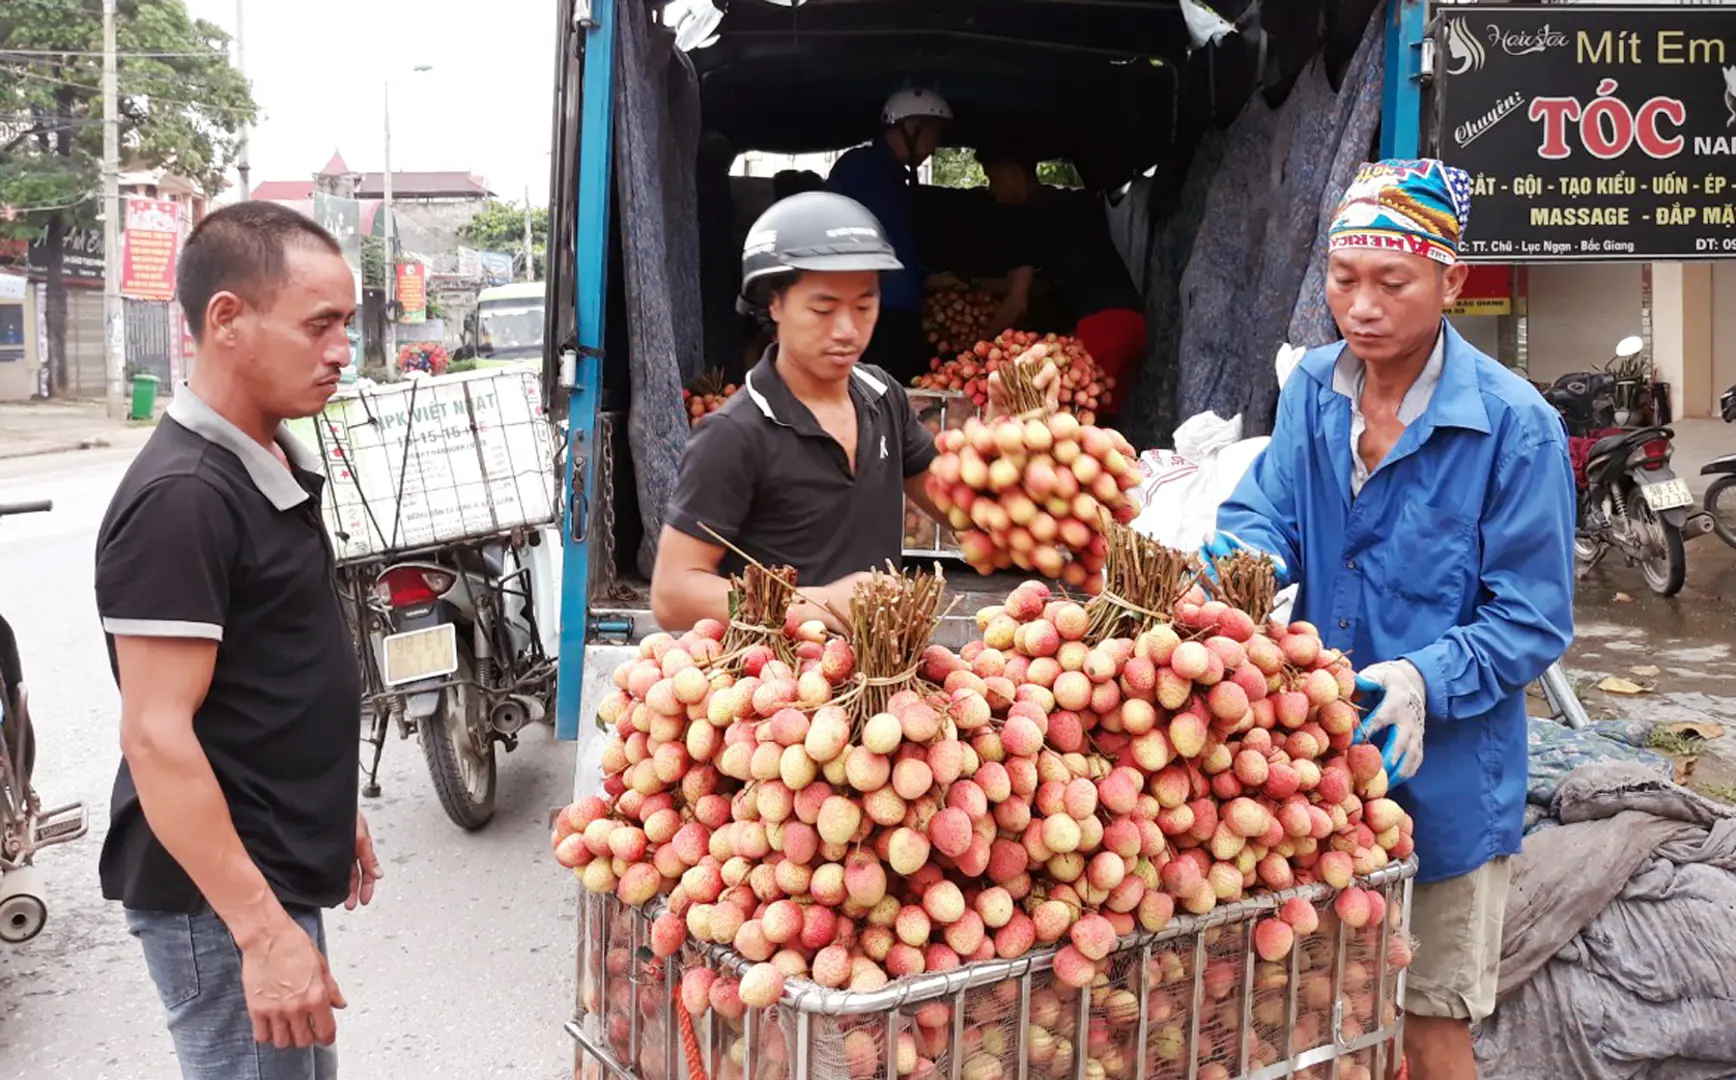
[1352,660,1427,788]
[1199,531,1291,587]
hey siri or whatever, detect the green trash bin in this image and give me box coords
[128,372,159,421]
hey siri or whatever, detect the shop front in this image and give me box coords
[0,272,34,402]
[1437,2,1735,419]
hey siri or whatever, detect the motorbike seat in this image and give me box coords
[1587,433,1629,462]
[1587,426,1672,465]
[1702,453,1736,477]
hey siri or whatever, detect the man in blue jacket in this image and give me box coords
[1214,159,1576,1080]
[826,88,958,382]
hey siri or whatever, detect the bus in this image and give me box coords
[468,281,546,366]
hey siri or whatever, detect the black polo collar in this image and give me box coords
[741,347,889,438]
[166,387,323,511]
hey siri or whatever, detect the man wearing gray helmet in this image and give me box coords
[650,191,946,632]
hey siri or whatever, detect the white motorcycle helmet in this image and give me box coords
[881,87,953,126]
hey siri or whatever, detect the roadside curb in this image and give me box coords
[0,431,152,462]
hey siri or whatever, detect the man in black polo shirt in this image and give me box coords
[95,202,381,1078]
[978,146,1148,411]
[651,192,945,631]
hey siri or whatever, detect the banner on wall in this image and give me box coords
[478,251,514,286]
[1446,264,1512,316]
[396,262,427,323]
[121,198,180,301]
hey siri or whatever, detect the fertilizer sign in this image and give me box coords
[121,198,181,301]
[1438,5,1736,261]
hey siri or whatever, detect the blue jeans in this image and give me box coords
[125,905,339,1080]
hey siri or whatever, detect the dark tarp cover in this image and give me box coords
[1114,2,1384,450]
[614,8,705,577]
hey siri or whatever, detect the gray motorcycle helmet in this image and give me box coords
[739,191,904,313]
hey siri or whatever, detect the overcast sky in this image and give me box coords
[184,0,557,206]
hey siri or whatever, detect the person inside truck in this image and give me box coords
[650,191,947,633]
[1209,158,1577,1080]
[977,145,1147,408]
[772,169,824,201]
[825,87,964,383]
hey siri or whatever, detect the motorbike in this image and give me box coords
[1542,334,1658,436]
[1544,335,1713,597]
[347,528,558,830]
[0,501,88,943]
[1702,383,1736,550]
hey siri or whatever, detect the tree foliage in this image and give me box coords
[0,0,256,234]
[930,148,1082,191]
[459,199,548,278]
[1,0,255,395]
[930,148,986,190]
[361,235,385,289]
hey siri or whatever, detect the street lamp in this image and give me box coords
[383,63,434,361]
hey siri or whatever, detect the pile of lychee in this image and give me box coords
[914,331,1114,423]
[922,288,998,359]
[924,404,1141,588]
[556,576,1416,1080]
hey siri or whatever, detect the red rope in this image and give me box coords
[676,978,709,1080]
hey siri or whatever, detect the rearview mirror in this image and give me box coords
[1615,335,1644,358]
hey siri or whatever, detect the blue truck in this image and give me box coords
[540,0,1433,748]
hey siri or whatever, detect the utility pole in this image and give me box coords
[235,0,250,200]
[382,80,395,362]
[522,186,536,282]
[102,0,126,420]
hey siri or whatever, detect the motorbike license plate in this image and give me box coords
[1640,477,1694,512]
[381,624,459,686]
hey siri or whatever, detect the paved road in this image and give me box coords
[0,448,578,1079]
[2,440,1730,1079]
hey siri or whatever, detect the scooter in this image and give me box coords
[0,501,89,944]
[1546,337,1712,597]
[350,529,558,831]
[1701,383,1736,550]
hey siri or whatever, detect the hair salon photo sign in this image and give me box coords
[1438,5,1736,262]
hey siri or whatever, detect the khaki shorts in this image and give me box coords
[1403,857,1511,1023]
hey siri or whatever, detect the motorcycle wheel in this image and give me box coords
[1707,475,1736,551]
[422,655,497,831]
[1630,499,1687,597]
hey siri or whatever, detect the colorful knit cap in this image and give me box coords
[1327,158,1474,266]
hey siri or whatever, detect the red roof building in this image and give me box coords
[253,149,492,204]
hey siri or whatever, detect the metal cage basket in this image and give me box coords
[570,858,1415,1080]
[288,367,561,565]
[903,388,979,560]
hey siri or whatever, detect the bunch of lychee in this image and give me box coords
[925,409,1140,589]
[939,579,1413,988]
[683,372,739,427]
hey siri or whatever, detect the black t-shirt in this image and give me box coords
[998,189,1143,324]
[95,393,361,914]
[663,351,938,588]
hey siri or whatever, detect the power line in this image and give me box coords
[0,63,254,116]
[2,49,216,58]
[5,0,101,11]
[1,193,92,214]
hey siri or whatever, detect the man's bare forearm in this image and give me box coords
[905,474,947,525]
[123,715,289,947]
[650,568,735,632]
